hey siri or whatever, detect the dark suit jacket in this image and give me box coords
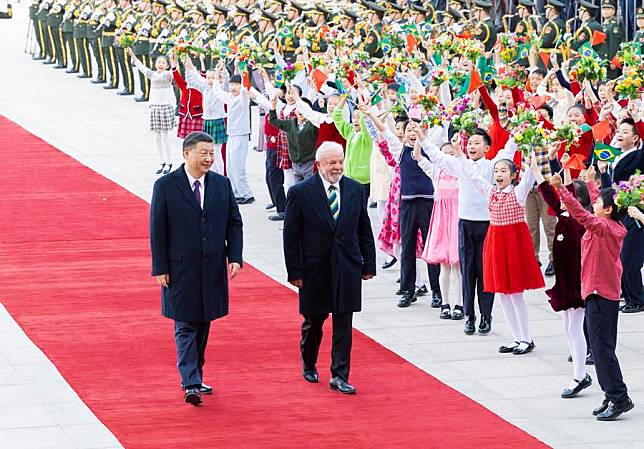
[150,165,243,322]
[283,174,376,315]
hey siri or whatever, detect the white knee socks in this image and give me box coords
[154,131,171,164]
[563,307,588,383]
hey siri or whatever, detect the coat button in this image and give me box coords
[203,257,208,263]
[202,237,207,242]
[201,217,206,223]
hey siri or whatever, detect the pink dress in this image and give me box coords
[377,140,423,258]
[422,171,459,265]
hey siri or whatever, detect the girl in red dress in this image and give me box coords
[462,152,545,355]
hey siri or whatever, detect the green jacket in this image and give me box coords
[268,110,319,164]
[332,107,372,185]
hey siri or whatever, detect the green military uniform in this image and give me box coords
[474,17,497,52]
[30,0,47,59]
[115,3,135,94]
[133,7,154,100]
[61,0,79,72]
[635,8,644,47]
[569,1,602,53]
[360,0,385,59]
[600,2,623,79]
[88,5,107,82]
[540,0,565,64]
[37,0,54,62]
[276,20,299,61]
[101,5,119,88]
[149,10,171,61]
[46,0,65,67]
[73,0,93,77]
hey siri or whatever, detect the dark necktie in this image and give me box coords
[193,180,201,209]
[327,185,339,221]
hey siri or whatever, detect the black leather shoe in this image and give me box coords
[561,374,592,398]
[303,370,319,383]
[586,353,595,365]
[430,291,442,307]
[499,342,519,353]
[395,288,404,295]
[439,304,451,319]
[329,377,356,394]
[66,69,79,73]
[478,314,492,334]
[567,354,573,362]
[43,60,55,65]
[382,256,397,269]
[91,79,106,84]
[236,197,255,205]
[117,90,134,95]
[269,212,285,221]
[155,163,165,175]
[135,96,148,102]
[596,398,634,421]
[181,383,213,395]
[265,203,275,210]
[593,398,610,416]
[103,85,118,90]
[77,74,91,79]
[162,163,173,174]
[416,285,428,297]
[464,317,476,335]
[184,388,202,405]
[451,305,464,320]
[397,290,417,308]
[622,303,643,313]
[544,261,554,276]
[54,65,66,69]
[513,341,535,355]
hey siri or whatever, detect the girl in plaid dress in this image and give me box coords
[463,153,545,355]
[172,54,205,140]
[127,47,176,175]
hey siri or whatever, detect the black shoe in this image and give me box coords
[184,388,202,406]
[622,303,643,313]
[544,261,554,276]
[77,74,91,79]
[430,291,441,307]
[585,353,595,365]
[162,163,173,174]
[135,96,148,102]
[329,377,356,394]
[32,55,45,60]
[369,201,377,208]
[117,89,134,95]
[381,256,397,269]
[236,197,255,205]
[593,398,611,416]
[478,314,492,334]
[181,383,213,395]
[395,288,404,295]
[54,65,66,69]
[416,285,428,297]
[464,317,476,335]
[512,341,535,355]
[596,398,634,421]
[268,212,285,221]
[66,69,79,74]
[396,277,400,283]
[397,290,417,308]
[265,203,275,210]
[499,342,519,353]
[302,369,319,383]
[567,354,573,362]
[91,78,106,84]
[451,305,464,320]
[43,60,55,65]
[439,304,451,319]
[103,85,118,90]
[561,374,592,398]
[155,162,165,175]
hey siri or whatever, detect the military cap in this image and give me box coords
[386,0,405,12]
[234,5,252,16]
[212,3,228,15]
[410,2,428,13]
[518,0,535,7]
[578,0,599,12]
[445,6,462,19]
[169,1,187,13]
[472,0,493,9]
[545,0,564,8]
[338,8,359,21]
[449,0,466,6]
[638,7,644,18]
[152,0,168,7]
[260,8,277,20]
[361,0,386,14]
[190,3,208,17]
[601,0,616,9]
[286,0,307,13]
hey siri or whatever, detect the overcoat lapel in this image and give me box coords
[202,172,220,213]
[335,176,354,229]
[311,174,337,233]
[173,165,201,213]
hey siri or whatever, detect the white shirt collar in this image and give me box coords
[184,166,206,208]
[320,174,341,193]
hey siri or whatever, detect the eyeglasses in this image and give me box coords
[197,152,215,160]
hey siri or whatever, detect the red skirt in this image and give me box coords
[483,222,545,294]
[177,116,204,139]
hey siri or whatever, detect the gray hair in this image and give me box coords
[315,141,344,162]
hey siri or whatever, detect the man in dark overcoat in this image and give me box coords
[150,131,243,405]
[283,141,376,394]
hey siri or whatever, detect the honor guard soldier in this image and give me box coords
[88,2,107,83]
[186,4,209,65]
[634,8,644,47]
[259,7,278,64]
[444,7,463,35]
[540,0,565,59]
[114,0,135,95]
[148,0,170,65]
[568,1,602,53]
[100,0,119,89]
[133,0,153,101]
[337,8,359,37]
[73,0,94,78]
[600,1,623,79]
[276,1,304,61]
[61,0,79,71]
[505,0,540,36]
[30,0,47,59]
[306,5,332,53]
[472,0,496,53]
[386,0,405,24]
[411,2,435,38]
[361,0,385,60]
[231,5,253,45]
[38,0,55,63]
[267,0,286,14]
[46,0,66,68]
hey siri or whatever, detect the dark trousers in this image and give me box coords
[34,18,46,58]
[265,148,285,213]
[301,313,352,381]
[116,46,134,93]
[90,37,106,81]
[400,198,440,293]
[361,183,370,209]
[136,53,151,99]
[46,24,59,62]
[174,320,211,388]
[104,44,119,87]
[585,295,628,403]
[51,25,65,66]
[62,32,76,69]
[621,224,643,306]
[75,36,92,76]
[458,219,494,318]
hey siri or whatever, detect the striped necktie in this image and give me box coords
[327,185,339,221]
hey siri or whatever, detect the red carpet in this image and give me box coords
[0,115,550,449]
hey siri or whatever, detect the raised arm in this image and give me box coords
[185,66,208,92]
[332,100,355,140]
[460,158,493,196]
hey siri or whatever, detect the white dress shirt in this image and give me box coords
[320,175,341,213]
[184,166,205,209]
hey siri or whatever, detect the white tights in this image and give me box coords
[499,293,531,344]
[439,263,462,307]
[154,131,171,164]
[562,307,588,382]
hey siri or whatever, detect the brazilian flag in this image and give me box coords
[594,142,622,162]
[277,25,293,39]
[517,44,530,60]
[401,22,419,37]
[380,35,392,54]
[579,42,599,59]
[274,69,285,87]
[477,56,495,84]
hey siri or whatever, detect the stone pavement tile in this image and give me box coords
[0,404,58,429]
[13,363,66,385]
[1,344,54,366]
[62,423,124,449]
[44,402,104,427]
[450,357,562,381]
[0,427,76,449]
[0,365,20,386]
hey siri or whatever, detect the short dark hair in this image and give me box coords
[230,74,242,84]
[387,82,401,92]
[471,128,492,146]
[539,104,554,120]
[300,97,313,109]
[183,131,213,151]
[620,117,641,140]
[598,187,622,221]
[533,68,547,78]
[290,84,302,97]
[572,180,592,212]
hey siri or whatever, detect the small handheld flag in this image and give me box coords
[594,143,622,162]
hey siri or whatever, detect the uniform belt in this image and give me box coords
[136,37,149,41]
[540,48,562,53]
[103,31,115,36]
